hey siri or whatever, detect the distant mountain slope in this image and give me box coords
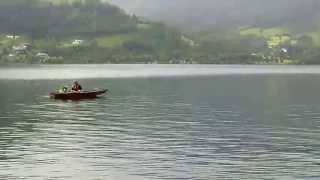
[108,0,320,32]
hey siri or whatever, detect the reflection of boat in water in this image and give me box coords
[50,89,108,100]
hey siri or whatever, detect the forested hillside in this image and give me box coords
[0,0,191,64]
[109,0,320,64]
[1,0,320,64]
[109,0,320,32]
[0,0,136,37]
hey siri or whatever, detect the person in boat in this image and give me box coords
[71,81,82,92]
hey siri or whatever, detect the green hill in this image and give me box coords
[0,0,193,64]
[0,0,137,37]
[1,0,320,64]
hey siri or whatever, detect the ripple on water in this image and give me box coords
[1,80,320,179]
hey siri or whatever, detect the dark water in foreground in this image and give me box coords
[0,65,320,179]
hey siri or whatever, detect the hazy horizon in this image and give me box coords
[107,0,320,31]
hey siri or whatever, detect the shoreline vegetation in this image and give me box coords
[0,0,320,65]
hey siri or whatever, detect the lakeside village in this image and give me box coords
[251,33,298,65]
[0,33,300,64]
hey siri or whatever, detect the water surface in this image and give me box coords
[0,65,320,179]
[2,64,320,79]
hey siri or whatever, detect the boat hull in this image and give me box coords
[50,89,108,100]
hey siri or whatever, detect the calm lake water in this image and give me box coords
[0,65,320,179]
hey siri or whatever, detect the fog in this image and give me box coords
[107,0,320,31]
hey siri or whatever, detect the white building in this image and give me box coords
[72,39,84,46]
[6,35,20,39]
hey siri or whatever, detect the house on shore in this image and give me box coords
[6,35,20,40]
[12,43,32,54]
[36,52,50,63]
[72,39,84,46]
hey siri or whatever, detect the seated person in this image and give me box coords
[71,81,82,91]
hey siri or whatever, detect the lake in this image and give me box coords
[0,65,320,179]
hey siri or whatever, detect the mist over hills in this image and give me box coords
[108,0,320,32]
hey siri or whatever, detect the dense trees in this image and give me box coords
[0,0,137,37]
[0,0,189,63]
[0,0,319,64]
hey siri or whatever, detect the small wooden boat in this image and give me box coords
[50,89,108,100]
